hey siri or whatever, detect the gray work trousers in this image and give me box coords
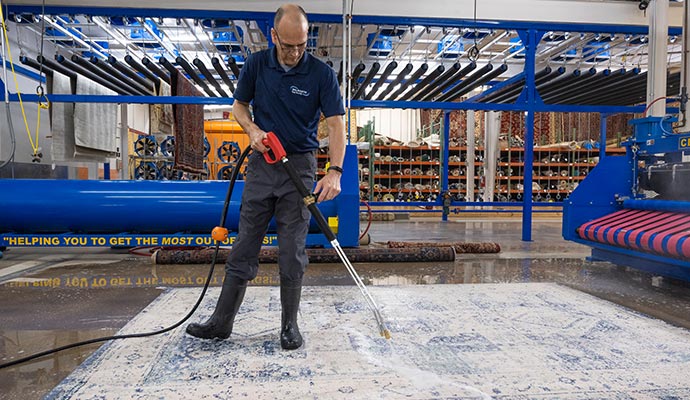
[225,151,316,283]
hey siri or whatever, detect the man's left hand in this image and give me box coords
[313,171,341,202]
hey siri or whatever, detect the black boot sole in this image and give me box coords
[185,323,231,340]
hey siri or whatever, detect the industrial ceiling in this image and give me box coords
[3,1,686,106]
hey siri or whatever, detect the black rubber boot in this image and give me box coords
[186,275,247,339]
[280,279,303,350]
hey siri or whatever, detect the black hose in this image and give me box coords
[0,145,253,370]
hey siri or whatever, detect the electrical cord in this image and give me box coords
[643,96,671,117]
[359,200,372,241]
[0,2,43,161]
[0,145,253,370]
[0,3,16,170]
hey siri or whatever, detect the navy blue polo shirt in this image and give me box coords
[233,47,345,154]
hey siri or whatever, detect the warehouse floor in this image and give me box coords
[2,218,690,399]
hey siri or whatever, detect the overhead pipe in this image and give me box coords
[541,68,612,103]
[181,18,215,62]
[92,16,147,60]
[126,55,164,84]
[375,62,413,101]
[158,57,179,79]
[337,59,343,84]
[143,56,171,83]
[532,68,586,94]
[351,62,366,81]
[489,66,565,103]
[438,64,497,102]
[349,62,366,92]
[423,62,477,102]
[193,58,229,97]
[69,54,139,96]
[227,57,241,79]
[137,17,179,61]
[477,75,526,103]
[42,15,108,60]
[481,66,557,103]
[559,69,642,104]
[364,61,398,100]
[560,68,641,104]
[177,56,216,97]
[211,57,236,93]
[591,74,650,105]
[90,56,152,95]
[500,69,582,104]
[594,72,680,106]
[535,34,585,64]
[399,64,445,101]
[411,62,461,101]
[387,63,428,101]
[55,54,129,95]
[108,55,154,92]
[352,62,380,100]
[19,55,53,78]
[446,64,509,102]
[37,55,76,79]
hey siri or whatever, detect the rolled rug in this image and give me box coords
[153,246,455,264]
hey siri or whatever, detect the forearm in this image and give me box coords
[233,101,261,138]
[233,100,266,151]
[326,115,346,168]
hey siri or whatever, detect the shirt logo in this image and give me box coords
[290,85,310,97]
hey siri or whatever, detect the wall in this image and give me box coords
[356,108,420,143]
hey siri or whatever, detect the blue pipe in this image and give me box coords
[0,179,337,234]
[622,199,690,213]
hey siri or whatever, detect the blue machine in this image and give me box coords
[0,145,360,249]
[563,117,690,280]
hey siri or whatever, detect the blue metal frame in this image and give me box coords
[4,4,679,242]
[6,5,682,34]
[563,118,690,280]
[581,240,690,281]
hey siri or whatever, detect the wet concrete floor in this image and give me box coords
[1,218,690,399]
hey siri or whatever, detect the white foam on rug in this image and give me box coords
[47,283,690,399]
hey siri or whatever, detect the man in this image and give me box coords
[186,4,346,350]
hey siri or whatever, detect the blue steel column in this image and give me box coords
[521,29,538,242]
[599,113,608,160]
[442,111,450,221]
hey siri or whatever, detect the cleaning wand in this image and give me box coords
[262,132,391,339]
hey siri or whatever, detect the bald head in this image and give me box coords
[274,3,308,31]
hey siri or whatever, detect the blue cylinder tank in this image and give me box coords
[0,179,338,234]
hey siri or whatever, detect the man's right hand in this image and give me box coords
[248,130,268,153]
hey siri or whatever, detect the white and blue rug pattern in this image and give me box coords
[48,283,690,399]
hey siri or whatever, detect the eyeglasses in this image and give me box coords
[274,31,307,53]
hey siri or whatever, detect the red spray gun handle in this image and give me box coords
[261,132,287,164]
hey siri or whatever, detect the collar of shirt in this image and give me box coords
[268,47,311,75]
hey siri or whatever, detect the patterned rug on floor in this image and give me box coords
[47,283,690,399]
